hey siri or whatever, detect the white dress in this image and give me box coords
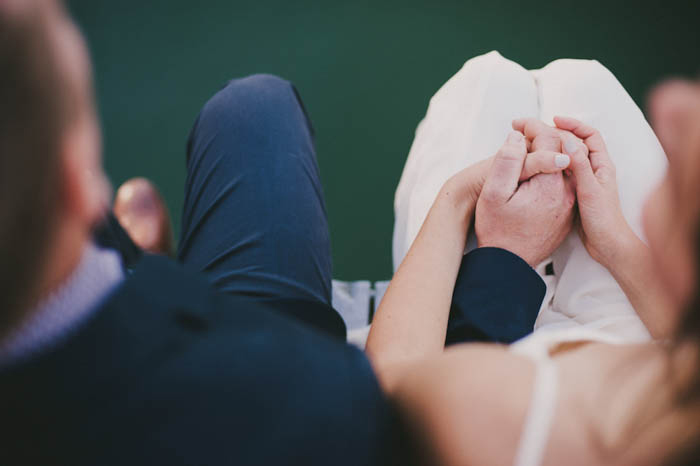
[393,51,668,343]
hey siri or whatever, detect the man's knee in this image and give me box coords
[186,73,313,165]
[201,74,298,122]
[223,73,294,103]
[197,74,301,135]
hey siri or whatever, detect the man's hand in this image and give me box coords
[475,130,576,267]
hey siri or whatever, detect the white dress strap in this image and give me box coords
[512,358,559,466]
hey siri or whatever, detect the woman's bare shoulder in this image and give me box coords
[392,344,535,466]
[549,342,673,465]
[390,342,668,466]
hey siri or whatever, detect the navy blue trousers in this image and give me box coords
[100,74,544,345]
[176,75,333,307]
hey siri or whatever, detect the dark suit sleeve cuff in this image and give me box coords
[445,247,546,345]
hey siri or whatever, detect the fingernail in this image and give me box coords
[564,137,579,154]
[508,131,523,143]
[555,154,570,168]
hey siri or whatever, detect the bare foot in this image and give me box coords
[113,177,174,256]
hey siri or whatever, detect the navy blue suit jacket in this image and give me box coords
[0,248,545,465]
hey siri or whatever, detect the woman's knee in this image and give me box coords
[463,50,517,73]
[428,50,532,111]
[543,58,622,97]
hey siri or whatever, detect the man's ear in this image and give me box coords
[60,117,111,228]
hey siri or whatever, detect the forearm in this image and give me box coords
[606,230,675,339]
[366,181,474,376]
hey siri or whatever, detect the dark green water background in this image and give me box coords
[69,0,700,280]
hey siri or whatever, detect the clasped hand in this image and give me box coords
[446,116,628,269]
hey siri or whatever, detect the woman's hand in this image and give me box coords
[553,116,636,268]
[554,116,674,338]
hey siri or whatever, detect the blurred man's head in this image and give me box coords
[0,0,109,336]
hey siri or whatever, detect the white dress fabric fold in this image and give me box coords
[393,51,667,342]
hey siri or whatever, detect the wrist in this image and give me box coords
[442,157,492,209]
[590,213,635,265]
[440,173,480,212]
[476,241,539,268]
[436,179,477,230]
[604,227,646,277]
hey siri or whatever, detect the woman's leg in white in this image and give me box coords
[533,60,667,340]
[393,51,538,269]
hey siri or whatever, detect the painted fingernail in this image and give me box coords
[555,154,571,168]
[564,137,579,154]
[508,131,523,143]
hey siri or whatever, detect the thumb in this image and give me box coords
[563,136,597,196]
[481,131,527,202]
